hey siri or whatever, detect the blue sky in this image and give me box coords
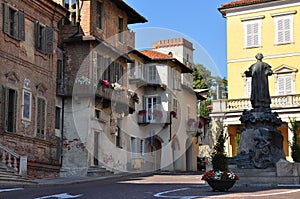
[126,0,230,78]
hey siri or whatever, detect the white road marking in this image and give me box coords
[249,189,300,197]
[153,187,199,199]
[34,193,83,199]
[0,188,24,193]
[153,187,300,198]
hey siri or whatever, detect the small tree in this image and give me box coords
[211,120,228,171]
[288,117,300,162]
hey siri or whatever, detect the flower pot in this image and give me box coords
[206,180,236,192]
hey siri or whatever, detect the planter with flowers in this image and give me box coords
[201,120,239,192]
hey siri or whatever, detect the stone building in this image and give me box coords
[54,0,147,176]
[125,38,199,172]
[0,0,67,177]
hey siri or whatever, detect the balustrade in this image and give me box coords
[225,94,300,111]
[0,144,27,176]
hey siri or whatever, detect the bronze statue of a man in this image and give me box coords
[245,53,272,112]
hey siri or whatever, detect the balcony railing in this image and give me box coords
[137,110,170,125]
[226,94,300,112]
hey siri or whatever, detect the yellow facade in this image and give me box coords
[215,0,300,161]
[226,3,300,99]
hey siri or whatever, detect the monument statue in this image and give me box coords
[229,53,284,169]
[245,53,272,111]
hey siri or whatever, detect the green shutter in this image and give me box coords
[3,87,8,131]
[3,3,9,34]
[18,12,25,41]
[45,27,53,54]
[35,22,40,49]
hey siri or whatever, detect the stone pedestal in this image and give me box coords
[230,109,284,169]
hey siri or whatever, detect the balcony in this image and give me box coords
[56,82,137,113]
[224,94,300,112]
[137,110,171,125]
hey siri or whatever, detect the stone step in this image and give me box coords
[87,166,114,177]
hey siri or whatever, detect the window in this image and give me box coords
[145,96,161,122]
[148,65,157,83]
[243,20,261,48]
[172,98,178,114]
[96,1,104,30]
[36,97,46,138]
[131,137,137,158]
[57,60,63,85]
[277,75,292,95]
[22,90,31,121]
[116,119,122,148]
[2,3,25,40]
[3,87,17,132]
[55,106,61,129]
[244,77,252,98]
[172,69,181,90]
[140,140,145,156]
[274,15,293,44]
[35,22,54,54]
[95,109,100,119]
[138,62,145,79]
[129,62,136,78]
[118,17,124,43]
[102,60,123,83]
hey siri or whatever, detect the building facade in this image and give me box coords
[125,38,199,172]
[215,0,300,160]
[0,0,67,177]
[54,0,147,176]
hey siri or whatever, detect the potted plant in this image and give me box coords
[201,120,239,192]
[288,117,300,162]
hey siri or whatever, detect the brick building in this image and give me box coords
[0,0,67,177]
[54,0,147,176]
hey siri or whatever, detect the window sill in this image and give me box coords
[275,42,294,46]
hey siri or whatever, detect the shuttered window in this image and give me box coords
[2,3,25,41]
[244,20,261,48]
[96,1,104,30]
[275,15,293,44]
[35,22,53,54]
[36,98,46,139]
[278,76,292,95]
[245,77,252,98]
[118,17,124,43]
[148,65,157,83]
[22,90,31,121]
[3,87,17,132]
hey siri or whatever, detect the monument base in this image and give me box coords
[229,109,284,169]
[229,159,300,186]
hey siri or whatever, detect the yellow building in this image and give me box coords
[213,0,300,160]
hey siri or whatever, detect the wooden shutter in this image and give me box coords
[12,90,17,132]
[277,19,284,43]
[37,98,46,138]
[35,22,41,49]
[3,3,9,34]
[3,87,9,131]
[18,12,25,41]
[278,77,284,95]
[45,27,53,54]
[156,96,161,105]
[284,18,291,42]
[285,76,292,94]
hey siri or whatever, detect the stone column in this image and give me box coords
[160,142,174,171]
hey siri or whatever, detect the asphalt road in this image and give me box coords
[1,174,300,199]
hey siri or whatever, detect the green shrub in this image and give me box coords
[288,117,300,162]
[212,120,228,171]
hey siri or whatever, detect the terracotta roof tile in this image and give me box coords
[221,0,276,8]
[141,50,171,59]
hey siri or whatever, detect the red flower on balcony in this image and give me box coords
[170,111,177,118]
[138,110,147,115]
[153,110,163,120]
[100,80,110,88]
[131,93,139,103]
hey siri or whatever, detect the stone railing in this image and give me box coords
[0,144,27,176]
[226,94,300,111]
